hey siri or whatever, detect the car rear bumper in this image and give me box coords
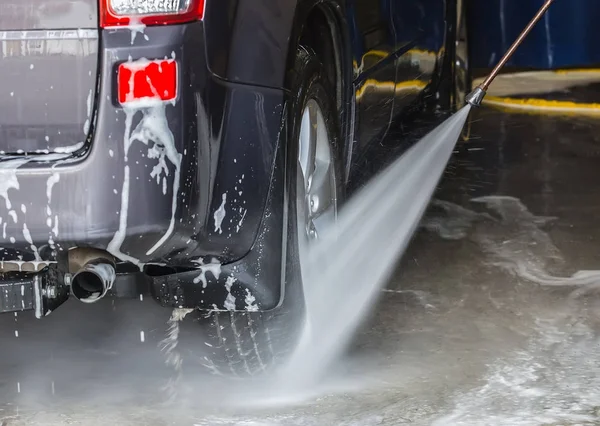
[0,22,286,268]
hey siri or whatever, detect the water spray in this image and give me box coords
[466,0,556,107]
[273,0,558,394]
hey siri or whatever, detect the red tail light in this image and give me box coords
[118,59,178,105]
[100,0,205,28]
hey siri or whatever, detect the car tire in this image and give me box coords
[181,45,342,376]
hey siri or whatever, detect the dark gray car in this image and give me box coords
[0,0,466,374]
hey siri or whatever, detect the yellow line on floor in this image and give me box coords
[473,68,600,86]
[554,68,600,76]
[482,96,600,117]
[473,69,600,99]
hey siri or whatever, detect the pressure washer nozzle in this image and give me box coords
[464,0,555,107]
[465,87,486,107]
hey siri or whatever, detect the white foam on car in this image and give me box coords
[223,276,236,311]
[244,289,259,311]
[128,19,147,45]
[84,89,93,135]
[22,224,41,261]
[0,158,30,211]
[0,158,31,247]
[108,163,136,264]
[52,142,84,154]
[130,104,182,256]
[45,172,60,246]
[213,193,227,234]
[236,208,247,233]
[107,57,182,263]
[193,262,222,288]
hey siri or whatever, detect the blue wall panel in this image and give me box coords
[468,0,600,69]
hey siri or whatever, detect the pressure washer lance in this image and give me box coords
[465,0,556,107]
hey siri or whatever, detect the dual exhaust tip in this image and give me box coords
[70,259,116,304]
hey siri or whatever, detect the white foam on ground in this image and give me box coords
[433,317,600,425]
[425,196,600,425]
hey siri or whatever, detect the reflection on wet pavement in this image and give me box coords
[3,106,600,425]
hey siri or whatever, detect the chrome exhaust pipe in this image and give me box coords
[70,260,116,303]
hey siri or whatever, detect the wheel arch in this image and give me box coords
[285,0,353,181]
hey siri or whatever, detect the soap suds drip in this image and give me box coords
[46,172,60,248]
[83,89,92,135]
[193,262,222,288]
[128,105,182,255]
[127,17,146,44]
[108,164,138,264]
[108,72,182,262]
[244,289,259,312]
[0,159,30,211]
[224,276,236,311]
[236,208,247,233]
[214,193,227,234]
[22,224,41,261]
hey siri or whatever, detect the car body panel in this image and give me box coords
[0,24,284,271]
[349,0,396,153]
[391,0,447,118]
[203,0,295,88]
[202,0,453,171]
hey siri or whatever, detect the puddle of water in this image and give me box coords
[423,196,600,291]
[433,315,600,426]
[424,196,600,425]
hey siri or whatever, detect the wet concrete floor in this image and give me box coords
[2,106,600,425]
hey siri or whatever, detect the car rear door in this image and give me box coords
[0,0,98,155]
[389,0,447,118]
[349,0,396,154]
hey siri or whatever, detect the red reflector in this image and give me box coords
[118,59,178,105]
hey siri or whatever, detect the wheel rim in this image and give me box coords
[296,98,338,275]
